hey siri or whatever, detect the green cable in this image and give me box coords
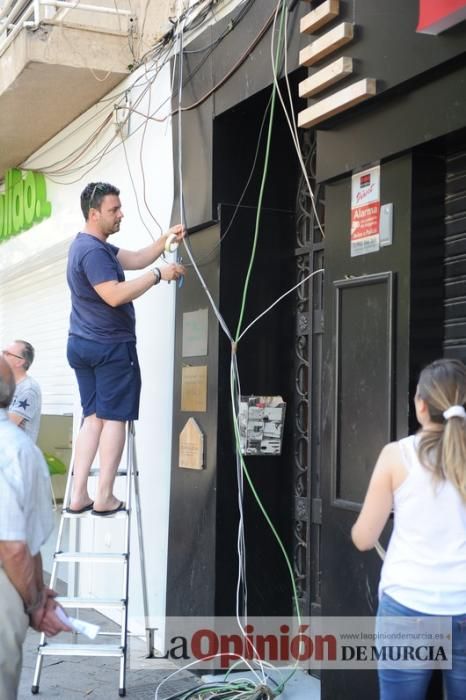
[229,369,301,615]
[234,1,286,341]
[229,361,301,695]
[182,682,256,700]
[230,2,302,692]
[230,0,301,695]
[228,1,304,695]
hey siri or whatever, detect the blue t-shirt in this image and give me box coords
[67,232,136,342]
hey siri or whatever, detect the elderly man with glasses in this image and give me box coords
[2,339,42,443]
[66,182,186,516]
[0,356,69,699]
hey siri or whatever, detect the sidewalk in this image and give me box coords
[19,609,200,699]
[18,559,320,699]
[19,611,321,699]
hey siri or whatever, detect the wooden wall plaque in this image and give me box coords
[179,418,204,470]
[181,365,207,412]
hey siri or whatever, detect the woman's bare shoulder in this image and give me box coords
[378,440,408,488]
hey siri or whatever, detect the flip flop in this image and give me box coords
[66,502,94,515]
[91,501,125,517]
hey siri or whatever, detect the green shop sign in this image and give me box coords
[0,168,52,244]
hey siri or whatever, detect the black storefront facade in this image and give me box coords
[165,2,466,699]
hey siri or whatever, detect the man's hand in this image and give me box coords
[160,262,186,282]
[164,224,186,247]
[30,589,72,636]
[117,224,186,271]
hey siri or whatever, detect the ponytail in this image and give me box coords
[442,417,466,501]
[417,359,466,502]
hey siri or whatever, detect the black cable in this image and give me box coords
[182,91,273,268]
[31,0,256,180]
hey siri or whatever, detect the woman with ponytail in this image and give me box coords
[352,358,466,699]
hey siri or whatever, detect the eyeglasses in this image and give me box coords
[2,349,24,361]
[89,183,104,210]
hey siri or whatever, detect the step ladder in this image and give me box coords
[32,420,151,697]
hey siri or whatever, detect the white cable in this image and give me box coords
[375,540,386,561]
[153,652,263,700]
[136,83,165,235]
[232,356,247,621]
[120,129,157,240]
[238,268,325,342]
[270,4,325,239]
[177,16,185,229]
[23,43,167,171]
[229,352,269,685]
[23,1,253,180]
[174,12,234,343]
[153,3,312,692]
[230,353,267,681]
[282,10,299,148]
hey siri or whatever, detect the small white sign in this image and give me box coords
[182,308,208,357]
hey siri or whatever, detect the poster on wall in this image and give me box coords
[350,165,381,257]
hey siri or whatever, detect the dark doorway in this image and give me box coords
[167,77,309,621]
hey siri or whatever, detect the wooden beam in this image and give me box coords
[298,78,376,129]
[300,0,340,35]
[299,22,354,67]
[299,56,353,98]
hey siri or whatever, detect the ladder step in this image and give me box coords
[56,597,125,609]
[38,643,123,657]
[62,508,128,519]
[54,552,127,563]
[88,468,128,477]
[32,421,141,694]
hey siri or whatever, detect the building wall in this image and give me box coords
[0,60,176,647]
[164,1,466,696]
[314,1,466,181]
[311,4,466,699]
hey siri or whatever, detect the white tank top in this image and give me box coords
[379,434,466,615]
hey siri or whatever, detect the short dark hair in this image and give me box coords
[81,182,120,220]
[16,340,35,370]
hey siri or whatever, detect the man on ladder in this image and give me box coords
[31,183,186,697]
[66,182,185,515]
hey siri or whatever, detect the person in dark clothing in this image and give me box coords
[66,182,185,516]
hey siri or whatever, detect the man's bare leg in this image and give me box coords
[69,414,103,511]
[93,419,126,512]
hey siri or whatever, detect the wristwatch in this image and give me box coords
[151,267,162,285]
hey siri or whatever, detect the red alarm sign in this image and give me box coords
[417,0,466,34]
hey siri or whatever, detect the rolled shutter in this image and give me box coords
[0,256,74,415]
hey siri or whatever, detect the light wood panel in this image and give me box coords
[299,22,354,67]
[300,0,340,35]
[299,56,353,98]
[298,78,376,129]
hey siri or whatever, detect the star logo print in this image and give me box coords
[18,398,30,410]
